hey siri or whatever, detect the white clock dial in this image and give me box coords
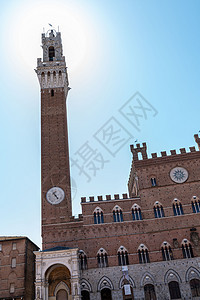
[170,167,188,183]
[46,187,65,205]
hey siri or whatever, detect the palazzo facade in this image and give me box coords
[34,29,200,300]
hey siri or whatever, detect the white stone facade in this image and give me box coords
[34,248,81,300]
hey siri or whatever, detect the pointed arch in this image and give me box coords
[141,272,155,287]
[181,239,194,258]
[131,203,142,220]
[79,250,87,270]
[119,275,135,288]
[113,205,123,222]
[138,244,150,264]
[186,267,200,282]
[161,241,173,261]
[93,207,104,224]
[97,248,108,268]
[164,269,182,284]
[81,279,92,292]
[97,276,114,291]
[172,198,184,216]
[153,201,164,218]
[54,281,70,296]
[191,196,200,213]
[117,246,129,266]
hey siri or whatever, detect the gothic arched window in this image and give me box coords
[79,250,87,270]
[138,244,150,264]
[191,196,200,213]
[131,204,142,220]
[101,288,112,300]
[93,207,104,224]
[49,46,55,61]
[151,177,157,187]
[168,281,181,299]
[172,198,184,216]
[97,248,108,268]
[153,201,165,218]
[117,246,129,266]
[181,239,194,258]
[81,290,90,300]
[144,284,156,300]
[161,241,173,261]
[113,205,123,222]
[190,279,200,297]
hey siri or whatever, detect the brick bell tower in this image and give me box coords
[36,29,72,243]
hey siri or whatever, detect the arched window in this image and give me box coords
[144,284,156,300]
[49,46,55,61]
[79,250,87,270]
[190,278,200,297]
[138,244,150,264]
[81,290,90,300]
[117,246,129,266]
[181,239,194,258]
[191,196,200,213]
[151,177,157,187]
[172,198,184,216]
[168,281,181,299]
[153,201,165,218]
[113,205,123,222]
[101,288,112,300]
[94,207,104,224]
[97,248,108,268]
[161,241,173,261]
[131,204,142,221]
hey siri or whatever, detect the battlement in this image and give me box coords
[81,193,134,203]
[130,134,200,162]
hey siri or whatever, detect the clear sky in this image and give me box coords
[1,0,200,248]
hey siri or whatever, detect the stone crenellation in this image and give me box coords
[81,193,130,203]
[130,134,200,162]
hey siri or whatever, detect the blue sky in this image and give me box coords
[1,0,200,248]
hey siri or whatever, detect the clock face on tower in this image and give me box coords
[46,187,65,205]
[170,167,188,183]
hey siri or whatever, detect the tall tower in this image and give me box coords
[36,30,72,242]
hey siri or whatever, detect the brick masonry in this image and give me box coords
[0,237,39,299]
[36,30,200,300]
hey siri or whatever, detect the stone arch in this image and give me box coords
[131,203,141,210]
[44,260,72,280]
[54,281,70,296]
[153,201,163,207]
[119,276,135,289]
[141,272,155,287]
[8,270,17,283]
[164,269,182,284]
[113,205,123,212]
[81,278,92,292]
[93,206,103,214]
[186,267,200,282]
[45,263,71,297]
[97,276,114,291]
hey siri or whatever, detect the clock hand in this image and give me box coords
[53,192,59,199]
